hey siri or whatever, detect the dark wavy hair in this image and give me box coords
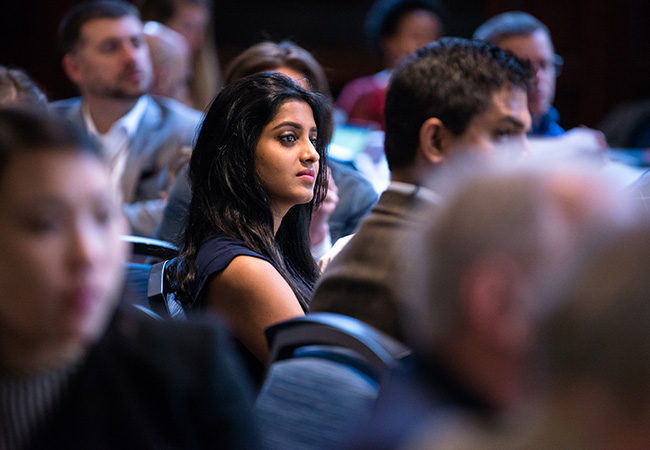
[168,72,331,310]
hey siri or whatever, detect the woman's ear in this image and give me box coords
[418,117,449,164]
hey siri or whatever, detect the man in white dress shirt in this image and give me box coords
[53,0,201,237]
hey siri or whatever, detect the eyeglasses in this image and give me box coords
[529,54,564,77]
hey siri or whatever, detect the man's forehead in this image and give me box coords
[478,87,531,128]
[496,30,554,60]
[78,16,144,44]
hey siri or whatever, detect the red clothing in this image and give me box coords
[337,70,391,130]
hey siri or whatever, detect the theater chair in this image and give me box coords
[118,235,184,320]
[255,312,411,450]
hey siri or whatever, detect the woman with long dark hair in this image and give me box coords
[168,72,331,370]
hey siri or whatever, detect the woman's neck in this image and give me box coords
[271,204,289,235]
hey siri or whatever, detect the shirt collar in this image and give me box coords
[386,181,442,205]
[81,95,149,139]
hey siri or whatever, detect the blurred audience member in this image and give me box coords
[474,11,607,157]
[156,40,378,249]
[144,21,192,105]
[0,66,48,109]
[408,205,649,450]
[337,0,446,129]
[224,40,331,99]
[474,12,562,137]
[346,160,636,450]
[311,37,532,341]
[52,0,202,237]
[137,0,221,110]
[0,108,260,450]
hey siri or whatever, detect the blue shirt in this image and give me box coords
[530,106,564,137]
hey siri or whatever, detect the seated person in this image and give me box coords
[167,73,330,382]
[144,21,192,106]
[474,10,607,157]
[337,0,446,130]
[0,66,48,108]
[408,211,650,450]
[0,108,260,449]
[156,40,378,251]
[53,0,202,237]
[343,159,637,450]
[136,0,222,110]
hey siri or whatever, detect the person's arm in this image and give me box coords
[203,255,304,364]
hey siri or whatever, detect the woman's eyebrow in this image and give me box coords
[271,121,303,130]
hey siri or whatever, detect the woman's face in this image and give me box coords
[0,151,127,356]
[256,99,320,219]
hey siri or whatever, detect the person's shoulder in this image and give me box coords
[198,234,264,261]
[330,160,378,197]
[150,95,203,124]
[194,234,274,293]
[49,97,82,113]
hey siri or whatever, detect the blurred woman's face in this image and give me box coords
[0,151,127,357]
[256,100,320,221]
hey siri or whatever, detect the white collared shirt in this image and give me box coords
[82,96,149,189]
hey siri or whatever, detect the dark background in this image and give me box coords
[2,0,647,130]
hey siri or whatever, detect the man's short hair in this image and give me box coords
[58,0,142,54]
[473,11,550,46]
[384,36,531,171]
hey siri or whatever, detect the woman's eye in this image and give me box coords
[310,136,318,146]
[279,134,297,143]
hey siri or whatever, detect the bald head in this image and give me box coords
[398,160,636,409]
[144,21,191,104]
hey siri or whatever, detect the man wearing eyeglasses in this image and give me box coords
[474,12,564,137]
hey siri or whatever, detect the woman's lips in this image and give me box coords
[297,169,315,182]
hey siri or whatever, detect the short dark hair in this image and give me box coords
[58,0,141,54]
[365,0,447,54]
[170,72,331,310]
[0,108,99,181]
[384,36,532,171]
[473,11,551,46]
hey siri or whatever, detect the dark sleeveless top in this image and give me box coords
[192,234,275,385]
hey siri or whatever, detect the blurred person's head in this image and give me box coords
[0,108,127,374]
[402,160,635,411]
[137,0,212,54]
[224,40,332,100]
[474,12,561,128]
[385,37,532,183]
[59,0,153,102]
[540,222,650,449]
[365,0,446,69]
[144,21,191,104]
[0,66,48,109]
[173,72,330,310]
[223,40,334,144]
